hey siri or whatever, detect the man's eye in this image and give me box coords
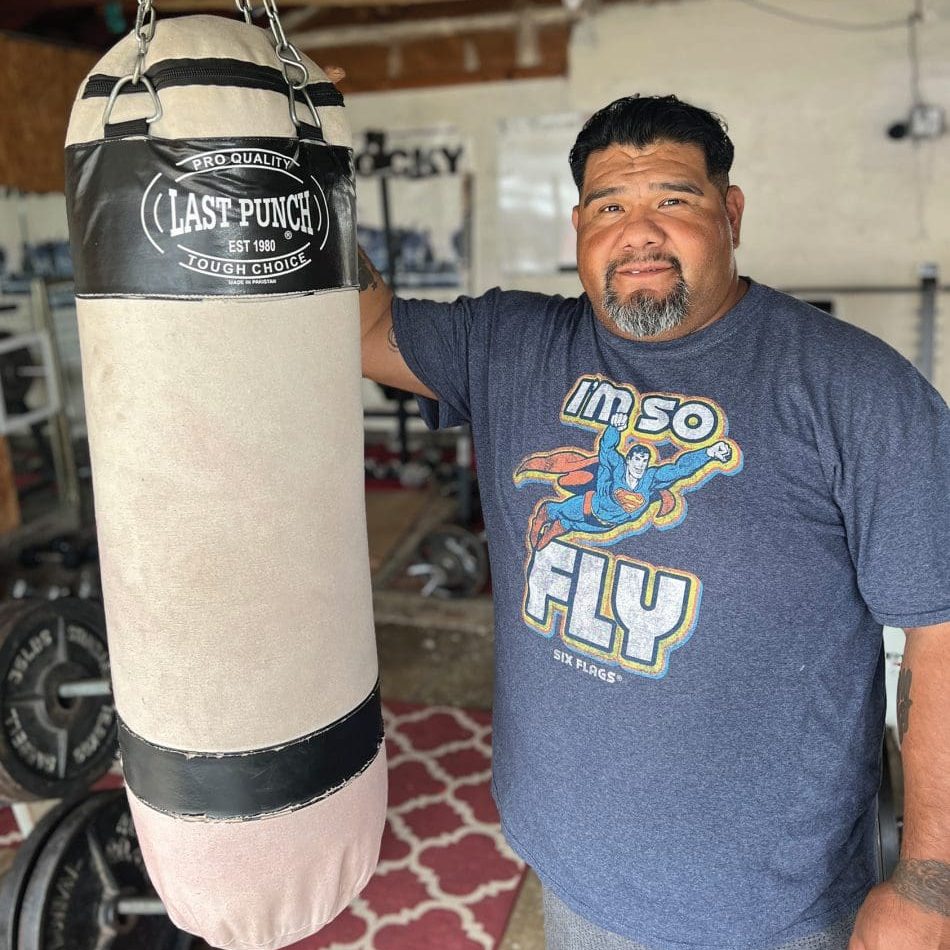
[660,198,684,207]
[599,203,622,213]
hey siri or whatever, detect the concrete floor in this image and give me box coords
[366,487,545,950]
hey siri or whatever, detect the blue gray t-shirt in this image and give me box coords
[390,280,950,949]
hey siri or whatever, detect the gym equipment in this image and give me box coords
[64,3,385,948]
[7,578,99,602]
[19,536,91,571]
[783,264,946,383]
[877,734,902,882]
[0,789,193,949]
[9,533,103,604]
[409,524,488,598]
[0,599,116,803]
[0,335,35,412]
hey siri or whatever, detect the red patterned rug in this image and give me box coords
[295,701,527,950]
[0,702,527,950]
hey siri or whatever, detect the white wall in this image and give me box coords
[346,0,950,396]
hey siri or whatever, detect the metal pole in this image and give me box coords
[58,678,112,699]
[780,284,950,295]
[116,897,167,916]
[378,167,413,464]
[29,278,81,511]
[379,174,398,291]
[917,263,938,382]
[456,427,473,526]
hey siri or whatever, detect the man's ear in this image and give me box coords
[572,205,579,232]
[725,185,745,249]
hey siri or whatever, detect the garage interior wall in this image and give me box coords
[346,0,950,398]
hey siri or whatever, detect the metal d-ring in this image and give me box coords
[102,74,163,129]
[289,84,322,131]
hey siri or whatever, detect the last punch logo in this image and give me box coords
[66,135,357,296]
[513,375,743,679]
[139,147,332,286]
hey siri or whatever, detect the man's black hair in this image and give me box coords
[569,94,734,194]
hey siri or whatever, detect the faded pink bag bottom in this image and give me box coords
[127,748,387,950]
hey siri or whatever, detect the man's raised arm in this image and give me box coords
[357,246,436,399]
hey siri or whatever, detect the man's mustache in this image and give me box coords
[606,255,683,280]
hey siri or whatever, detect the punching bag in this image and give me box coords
[64,5,386,948]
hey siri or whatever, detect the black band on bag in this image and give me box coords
[298,123,325,143]
[119,683,384,820]
[65,135,357,297]
[105,118,150,139]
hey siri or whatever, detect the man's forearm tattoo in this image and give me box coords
[357,247,381,292]
[897,665,913,743]
[893,860,950,917]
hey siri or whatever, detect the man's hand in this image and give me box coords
[849,869,949,949]
[610,411,629,431]
[706,440,732,463]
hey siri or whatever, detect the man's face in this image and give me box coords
[571,140,745,341]
[626,452,649,481]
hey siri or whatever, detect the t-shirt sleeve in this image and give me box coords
[831,349,950,629]
[391,293,493,430]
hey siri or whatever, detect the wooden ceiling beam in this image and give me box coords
[325,22,570,93]
[39,0,479,8]
[291,5,577,46]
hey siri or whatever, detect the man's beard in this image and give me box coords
[602,256,690,338]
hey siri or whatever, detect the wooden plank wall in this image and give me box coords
[0,439,20,535]
[322,24,571,94]
[0,34,97,193]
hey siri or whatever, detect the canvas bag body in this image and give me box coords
[64,14,385,950]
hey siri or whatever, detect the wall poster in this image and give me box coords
[354,126,470,292]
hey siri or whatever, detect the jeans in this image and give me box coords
[541,887,858,950]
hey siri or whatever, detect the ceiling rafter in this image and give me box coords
[39,0,481,8]
[290,5,578,47]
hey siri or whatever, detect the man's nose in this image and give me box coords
[618,211,664,249]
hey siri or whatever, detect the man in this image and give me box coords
[357,95,950,949]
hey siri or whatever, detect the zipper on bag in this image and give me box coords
[82,57,344,108]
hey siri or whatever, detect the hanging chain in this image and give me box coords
[261,0,309,89]
[234,0,254,25]
[109,0,315,130]
[102,0,162,127]
[259,0,321,129]
[131,0,157,84]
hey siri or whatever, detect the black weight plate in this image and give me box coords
[0,334,35,407]
[0,600,117,802]
[0,796,81,950]
[17,790,190,950]
[417,525,489,598]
